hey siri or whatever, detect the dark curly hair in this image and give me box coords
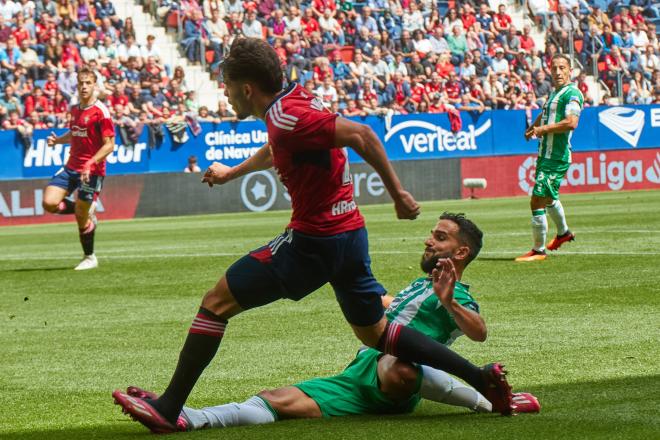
[222,37,283,94]
[439,212,483,264]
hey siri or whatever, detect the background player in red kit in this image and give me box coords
[42,66,115,270]
[113,38,514,433]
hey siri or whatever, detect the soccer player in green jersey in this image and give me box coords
[121,213,539,432]
[516,54,583,262]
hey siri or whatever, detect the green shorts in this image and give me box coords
[533,158,571,199]
[294,348,423,418]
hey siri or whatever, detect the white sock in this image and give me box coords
[182,396,276,430]
[420,366,492,413]
[546,199,569,235]
[531,210,547,251]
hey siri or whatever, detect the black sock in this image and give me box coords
[79,222,96,256]
[151,308,227,423]
[57,199,76,214]
[377,321,485,392]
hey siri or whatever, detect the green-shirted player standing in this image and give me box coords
[517,54,584,262]
[122,214,539,433]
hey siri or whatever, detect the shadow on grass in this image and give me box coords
[4,375,658,440]
[2,266,72,273]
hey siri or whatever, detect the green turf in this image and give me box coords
[1,190,659,440]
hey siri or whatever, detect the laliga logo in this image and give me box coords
[517,153,660,193]
[518,156,536,195]
[240,171,290,212]
[598,107,645,148]
[384,117,491,154]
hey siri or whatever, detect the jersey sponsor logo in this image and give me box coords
[331,199,357,216]
[71,125,89,137]
[384,118,491,155]
[310,98,325,112]
[598,107,645,148]
[517,152,656,193]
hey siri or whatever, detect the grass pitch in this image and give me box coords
[1,190,659,440]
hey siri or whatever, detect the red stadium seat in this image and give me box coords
[340,46,354,63]
[205,49,214,64]
[166,11,180,30]
[574,39,583,53]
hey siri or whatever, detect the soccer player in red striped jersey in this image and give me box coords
[113,38,514,433]
[42,66,115,270]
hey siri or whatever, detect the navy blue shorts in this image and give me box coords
[226,227,386,327]
[47,167,104,203]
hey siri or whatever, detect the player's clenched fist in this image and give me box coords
[202,162,233,187]
[47,132,58,147]
[394,190,420,220]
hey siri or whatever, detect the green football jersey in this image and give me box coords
[385,277,479,346]
[539,83,584,163]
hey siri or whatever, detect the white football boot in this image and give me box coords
[74,254,98,271]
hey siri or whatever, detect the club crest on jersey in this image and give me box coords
[84,116,90,124]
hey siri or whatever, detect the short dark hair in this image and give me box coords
[222,38,283,94]
[551,53,571,67]
[439,212,483,265]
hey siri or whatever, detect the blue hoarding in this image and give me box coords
[1,104,659,180]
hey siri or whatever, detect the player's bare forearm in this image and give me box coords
[55,131,72,145]
[537,115,579,135]
[381,295,394,309]
[91,136,116,164]
[445,301,487,342]
[335,118,403,197]
[228,143,272,180]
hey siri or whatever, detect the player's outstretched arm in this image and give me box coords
[334,117,420,220]
[47,131,72,147]
[202,143,272,187]
[432,259,487,342]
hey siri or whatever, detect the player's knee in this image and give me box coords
[42,200,59,213]
[353,319,387,348]
[201,277,242,320]
[387,361,419,388]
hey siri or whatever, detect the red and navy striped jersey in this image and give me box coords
[265,83,364,236]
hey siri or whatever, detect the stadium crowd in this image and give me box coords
[0,0,659,141]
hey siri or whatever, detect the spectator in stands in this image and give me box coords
[442,8,463,35]
[319,7,344,45]
[551,5,581,52]
[181,9,207,62]
[576,71,593,105]
[534,69,552,101]
[284,5,302,34]
[140,56,166,89]
[529,0,551,30]
[587,4,609,33]
[127,84,144,116]
[491,47,510,74]
[384,71,412,111]
[305,31,326,59]
[208,7,229,44]
[75,0,97,32]
[301,6,320,38]
[0,84,23,115]
[17,38,43,80]
[242,8,264,39]
[311,0,337,18]
[456,92,485,113]
[475,3,496,39]
[520,25,536,54]
[121,17,137,43]
[43,70,58,98]
[395,29,415,58]
[214,100,236,121]
[640,45,659,79]
[95,0,122,29]
[493,4,513,36]
[117,34,142,66]
[97,17,119,43]
[356,5,379,36]
[224,0,245,21]
[143,82,167,117]
[626,68,654,104]
[428,26,449,54]
[80,35,100,64]
[57,59,77,101]
[35,0,56,21]
[0,37,20,83]
[183,155,201,173]
[315,76,337,107]
[447,24,468,65]
[2,109,32,147]
[141,34,163,63]
[388,52,409,77]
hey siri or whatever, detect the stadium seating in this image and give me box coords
[0,0,658,132]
